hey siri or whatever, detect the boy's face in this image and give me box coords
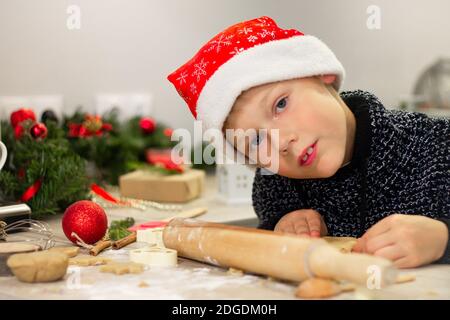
[223,76,355,179]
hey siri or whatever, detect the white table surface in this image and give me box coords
[1,173,449,299]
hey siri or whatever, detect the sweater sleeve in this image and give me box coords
[428,117,450,264]
[252,168,308,230]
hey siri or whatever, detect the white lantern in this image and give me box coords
[216,163,255,204]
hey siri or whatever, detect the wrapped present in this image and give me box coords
[119,169,205,203]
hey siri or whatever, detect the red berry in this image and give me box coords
[139,117,156,134]
[163,128,173,137]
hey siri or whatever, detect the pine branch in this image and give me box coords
[0,120,89,218]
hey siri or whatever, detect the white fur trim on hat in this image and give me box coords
[196,35,345,133]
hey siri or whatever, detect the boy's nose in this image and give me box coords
[278,133,298,156]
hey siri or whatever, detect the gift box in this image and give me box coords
[119,169,205,203]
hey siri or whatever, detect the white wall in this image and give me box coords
[0,0,449,132]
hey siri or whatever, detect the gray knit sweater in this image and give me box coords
[252,90,450,263]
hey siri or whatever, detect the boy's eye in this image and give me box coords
[275,97,287,113]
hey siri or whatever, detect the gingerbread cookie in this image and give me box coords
[69,255,110,266]
[100,262,144,275]
[48,246,80,258]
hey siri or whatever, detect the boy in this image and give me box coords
[168,16,449,268]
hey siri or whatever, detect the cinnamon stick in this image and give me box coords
[112,232,136,250]
[89,240,112,256]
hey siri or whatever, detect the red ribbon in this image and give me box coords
[21,179,42,202]
[146,152,184,173]
[90,183,129,205]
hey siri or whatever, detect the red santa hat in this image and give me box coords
[167,16,345,138]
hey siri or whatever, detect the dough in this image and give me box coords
[0,243,42,276]
[296,278,341,299]
[100,262,144,275]
[7,251,68,283]
[138,281,149,288]
[396,273,415,284]
[323,236,357,253]
[227,267,244,276]
[295,278,354,299]
[48,246,80,258]
[69,255,110,266]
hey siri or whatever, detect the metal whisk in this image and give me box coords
[0,219,62,250]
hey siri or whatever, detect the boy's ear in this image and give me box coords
[319,74,337,85]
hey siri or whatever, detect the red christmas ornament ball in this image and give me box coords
[139,117,156,134]
[10,108,36,128]
[30,123,48,139]
[62,200,108,245]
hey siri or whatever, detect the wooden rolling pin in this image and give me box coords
[163,218,398,286]
[111,207,208,250]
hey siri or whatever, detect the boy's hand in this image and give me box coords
[353,214,449,268]
[274,209,328,237]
